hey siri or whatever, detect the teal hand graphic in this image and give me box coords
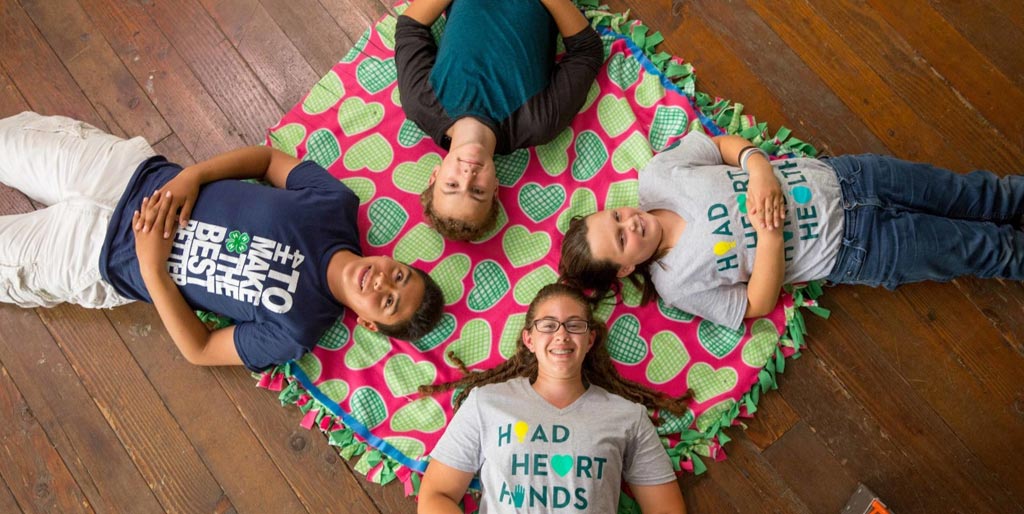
[225,230,250,253]
[512,484,526,508]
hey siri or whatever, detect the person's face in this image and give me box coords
[335,256,425,331]
[584,207,663,277]
[522,295,595,379]
[428,146,498,225]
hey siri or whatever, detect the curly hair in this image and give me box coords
[558,215,661,306]
[419,283,689,422]
[420,181,501,242]
[375,267,445,341]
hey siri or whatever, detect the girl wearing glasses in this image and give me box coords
[417,283,689,513]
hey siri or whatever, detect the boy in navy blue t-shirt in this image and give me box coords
[0,112,444,371]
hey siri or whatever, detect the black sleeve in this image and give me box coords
[395,15,455,150]
[496,25,604,153]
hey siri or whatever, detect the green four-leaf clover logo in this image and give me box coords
[225,230,251,253]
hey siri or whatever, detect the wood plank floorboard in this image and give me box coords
[0,0,1021,512]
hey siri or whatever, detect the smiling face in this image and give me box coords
[522,294,596,379]
[584,207,664,277]
[335,255,426,331]
[428,145,499,225]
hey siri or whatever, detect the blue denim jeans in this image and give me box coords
[824,154,1024,288]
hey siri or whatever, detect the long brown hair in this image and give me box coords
[419,283,690,421]
[559,215,661,306]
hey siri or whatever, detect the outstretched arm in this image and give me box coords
[540,0,590,37]
[417,460,474,514]
[631,482,687,514]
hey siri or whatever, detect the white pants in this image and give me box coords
[0,112,156,308]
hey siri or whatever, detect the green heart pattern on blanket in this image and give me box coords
[466,260,509,311]
[696,399,736,433]
[611,131,652,173]
[741,318,780,367]
[607,314,647,365]
[634,72,665,108]
[656,409,695,436]
[393,223,444,264]
[580,81,600,114]
[536,128,573,176]
[657,298,695,322]
[412,313,456,352]
[384,436,426,460]
[556,188,598,233]
[350,386,388,429]
[367,197,407,246]
[430,254,471,305]
[356,56,397,94]
[513,265,558,305]
[698,320,745,359]
[393,153,440,193]
[649,105,688,152]
[339,97,384,136]
[339,177,375,205]
[375,15,397,50]
[607,51,641,91]
[571,130,608,182]
[302,71,345,114]
[550,455,574,477]
[316,320,350,351]
[269,123,306,157]
[305,129,342,168]
[384,354,437,397]
[444,319,492,367]
[391,87,402,107]
[620,279,643,307]
[495,149,530,186]
[519,183,566,223]
[295,353,323,382]
[318,379,350,403]
[499,313,526,359]
[646,331,691,384]
[345,327,391,370]
[604,180,638,210]
[597,94,636,138]
[476,203,508,243]
[343,133,393,172]
[687,363,739,403]
[341,29,370,64]
[502,225,551,268]
[397,119,428,147]
[391,397,445,433]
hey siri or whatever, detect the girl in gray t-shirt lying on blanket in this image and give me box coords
[417,283,689,513]
[560,130,1024,328]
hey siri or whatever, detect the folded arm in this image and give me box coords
[417,459,474,514]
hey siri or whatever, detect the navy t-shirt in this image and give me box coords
[99,157,362,371]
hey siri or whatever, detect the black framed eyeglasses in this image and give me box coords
[530,318,591,334]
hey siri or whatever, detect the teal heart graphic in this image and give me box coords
[536,128,572,176]
[519,183,566,223]
[339,177,375,205]
[317,379,350,403]
[383,436,426,460]
[634,71,665,108]
[393,153,441,193]
[390,397,445,433]
[495,149,530,186]
[466,260,509,311]
[269,123,306,157]
[657,297,695,322]
[513,265,558,305]
[341,29,370,63]
[294,352,323,382]
[556,187,598,233]
[304,128,341,168]
[696,399,736,432]
[741,318,780,367]
[444,319,492,367]
[338,97,384,136]
[367,197,408,246]
[697,319,745,359]
[550,455,574,477]
[412,312,456,352]
[607,52,641,90]
[343,133,394,172]
[316,320,350,351]
[597,94,636,138]
[646,331,691,384]
[605,180,638,210]
[656,408,695,436]
[393,223,444,263]
[356,56,397,94]
[397,119,428,147]
[649,105,688,152]
[384,354,437,397]
[502,225,552,268]
[571,130,608,182]
[344,326,391,370]
[611,131,652,173]
[687,363,739,403]
[349,386,388,429]
[607,314,647,365]
[302,71,345,114]
[499,313,526,359]
[430,254,471,305]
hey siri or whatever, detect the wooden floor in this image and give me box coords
[1,0,1022,512]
